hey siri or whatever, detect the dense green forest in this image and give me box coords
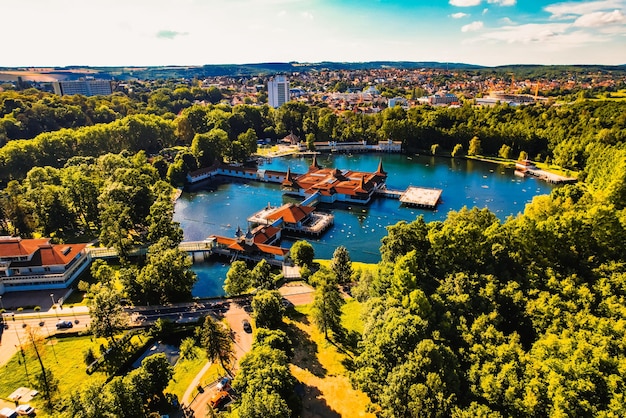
[2,87,626,185]
[349,177,626,416]
[2,86,626,417]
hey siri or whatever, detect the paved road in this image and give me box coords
[0,283,315,416]
[1,312,91,366]
[187,283,314,416]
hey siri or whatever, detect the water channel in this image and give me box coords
[173,153,556,297]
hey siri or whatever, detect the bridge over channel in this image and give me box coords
[86,239,215,259]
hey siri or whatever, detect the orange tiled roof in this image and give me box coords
[253,226,281,244]
[0,237,50,258]
[1,237,87,267]
[265,204,315,224]
[256,243,289,256]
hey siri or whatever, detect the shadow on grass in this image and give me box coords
[284,322,327,378]
[299,384,341,418]
[331,327,361,357]
[286,307,310,325]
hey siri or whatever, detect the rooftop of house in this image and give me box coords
[0,237,86,266]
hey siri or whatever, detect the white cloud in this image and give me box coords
[469,22,606,46]
[450,0,481,6]
[573,9,625,26]
[488,0,517,5]
[499,17,515,24]
[451,12,469,18]
[545,0,624,19]
[483,8,489,14]
[301,11,314,20]
[462,20,485,31]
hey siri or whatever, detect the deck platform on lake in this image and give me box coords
[375,186,442,209]
[399,186,442,209]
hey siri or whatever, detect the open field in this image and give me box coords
[288,301,375,418]
[0,334,109,415]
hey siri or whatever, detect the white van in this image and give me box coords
[0,407,17,418]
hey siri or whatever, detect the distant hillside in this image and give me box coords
[1,62,625,82]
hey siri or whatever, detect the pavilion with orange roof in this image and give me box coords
[282,155,387,204]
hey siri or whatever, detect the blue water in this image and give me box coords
[175,154,556,297]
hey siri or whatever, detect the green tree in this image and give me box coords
[141,353,173,397]
[330,245,353,284]
[224,260,253,295]
[146,196,184,244]
[251,259,274,289]
[452,143,465,158]
[380,216,431,263]
[107,376,145,418]
[198,316,234,374]
[179,337,198,361]
[134,237,197,304]
[290,240,314,267]
[498,144,512,159]
[88,282,129,347]
[306,133,316,151]
[251,290,284,330]
[468,136,482,156]
[233,345,297,413]
[252,328,293,358]
[238,390,291,418]
[311,273,344,339]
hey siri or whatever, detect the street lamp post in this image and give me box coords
[0,295,3,310]
[50,293,55,308]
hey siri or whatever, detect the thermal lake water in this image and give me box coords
[174,154,556,297]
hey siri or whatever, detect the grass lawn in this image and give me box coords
[0,334,109,415]
[315,259,379,278]
[0,331,150,417]
[166,347,208,399]
[287,301,375,418]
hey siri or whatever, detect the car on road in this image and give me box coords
[216,376,231,391]
[208,390,230,409]
[242,319,252,333]
[15,405,34,416]
[55,320,73,329]
[281,298,294,309]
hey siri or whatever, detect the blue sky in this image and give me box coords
[3,0,625,67]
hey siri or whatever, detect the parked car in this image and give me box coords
[242,319,252,333]
[281,298,294,309]
[216,376,231,391]
[15,405,34,416]
[208,390,230,409]
[56,320,73,329]
[0,407,17,418]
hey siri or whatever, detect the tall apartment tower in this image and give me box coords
[268,75,289,108]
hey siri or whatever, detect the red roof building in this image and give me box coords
[0,236,90,294]
[282,157,387,204]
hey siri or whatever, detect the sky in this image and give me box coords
[3,0,625,67]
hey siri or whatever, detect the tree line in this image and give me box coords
[2,97,625,186]
[344,176,626,416]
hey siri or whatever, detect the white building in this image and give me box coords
[52,79,113,96]
[268,76,290,108]
[0,237,91,294]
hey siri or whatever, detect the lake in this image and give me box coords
[174,153,556,297]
